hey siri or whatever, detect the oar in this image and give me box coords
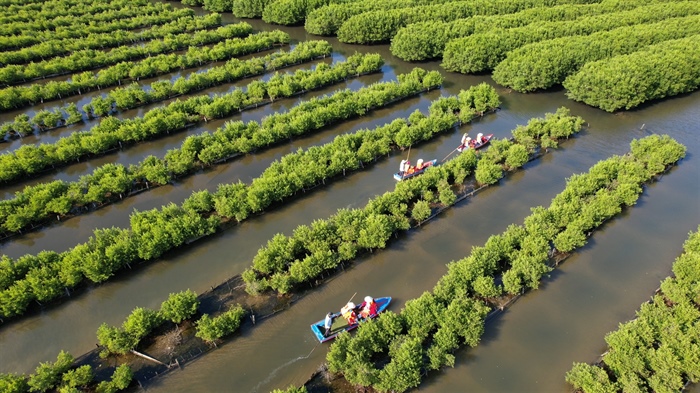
[401,146,412,179]
[333,292,357,318]
[347,292,357,306]
[441,147,459,162]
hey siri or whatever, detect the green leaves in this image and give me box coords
[564,35,700,111]
[445,3,700,76]
[492,14,700,92]
[0,22,257,86]
[568,228,700,391]
[411,200,431,224]
[195,305,245,343]
[242,84,499,294]
[27,351,74,393]
[329,134,685,392]
[97,290,201,356]
[566,363,617,393]
[160,289,200,324]
[96,364,133,393]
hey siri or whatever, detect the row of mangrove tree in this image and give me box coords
[566,227,700,392]
[325,134,686,392]
[0,68,440,320]
[0,51,382,186]
[0,40,332,136]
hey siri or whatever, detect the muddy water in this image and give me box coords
[1,7,699,393]
[0,55,350,197]
[0,76,432,257]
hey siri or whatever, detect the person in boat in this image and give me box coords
[340,302,358,325]
[415,158,424,171]
[399,159,408,174]
[460,133,469,147]
[404,160,415,175]
[464,137,472,149]
[476,133,484,145]
[358,296,379,320]
[323,311,336,336]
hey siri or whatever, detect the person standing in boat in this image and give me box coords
[323,312,336,336]
[358,296,378,320]
[399,159,409,175]
[461,133,469,148]
[340,302,358,325]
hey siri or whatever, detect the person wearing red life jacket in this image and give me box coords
[358,296,378,320]
[340,302,358,325]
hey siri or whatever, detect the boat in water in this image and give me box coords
[393,159,437,181]
[457,133,494,152]
[310,296,392,343]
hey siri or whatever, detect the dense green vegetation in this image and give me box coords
[243,84,500,293]
[0,13,224,66]
[0,27,290,110]
[566,227,700,392]
[243,105,581,294]
[232,0,274,18]
[0,22,263,85]
[0,68,440,320]
[492,15,700,92]
[97,290,200,356]
[0,0,177,36]
[390,0,660,61]
[0,54,378,194]
[0,40,332,132]
[442,2,700,74]
[261,0,361,25]
[262,0,454,28]
[0,0,138,25]
[0,54,386,237]
[0,5,194,51]
[304,0,461,36]
[326,134,686,392]
[0,53,381,239]
[195,305,246,343]
[335,0,597,44]
[563,35,700,112]
[0,354,132,393]
[0,289,238,392]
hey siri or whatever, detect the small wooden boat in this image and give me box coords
[457,133,494,152]
[393,159,437,181]
[310,297,392,343]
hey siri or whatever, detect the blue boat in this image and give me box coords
[393,159,437,181]
[310,297,392,343]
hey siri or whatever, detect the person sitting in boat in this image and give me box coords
[341,302,358,325]
[464,137,472,148]
[358,296,378,320]
[476,133,484,145]
[405,161,415,175]
[324,311,336,337]
[415,159,424,171]
[460,133,469,147]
